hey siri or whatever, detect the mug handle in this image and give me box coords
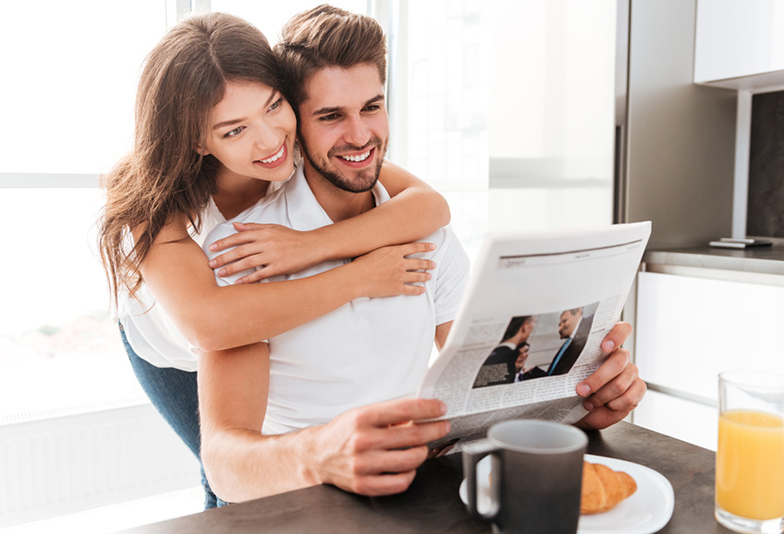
[462,440,501,521]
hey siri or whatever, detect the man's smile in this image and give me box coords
[338,149,372,163]
[335,147,375,167]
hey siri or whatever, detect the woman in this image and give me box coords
[98,12,449,508]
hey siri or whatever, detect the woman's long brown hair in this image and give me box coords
[97,12,282,306]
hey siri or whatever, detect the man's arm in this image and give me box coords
[198,343,451,503]
[575,322,647,430]
[434,322,453,351]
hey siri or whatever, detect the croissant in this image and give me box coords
[580,461,637,514]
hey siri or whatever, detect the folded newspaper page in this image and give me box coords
[418,222,651,449]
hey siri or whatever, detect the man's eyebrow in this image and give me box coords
[311,94,385,116]
[212,90,279,130]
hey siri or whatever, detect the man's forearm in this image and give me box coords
[201,424,324,503]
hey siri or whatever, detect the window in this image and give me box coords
[210,0,368,45]
[0,0,385,423]
[485,0,617,232]
[0,0,168,421]
[0,0,619,421]
[390,0,617,264]
[388,0,490,261]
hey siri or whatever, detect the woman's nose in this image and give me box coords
[254,121,279,151]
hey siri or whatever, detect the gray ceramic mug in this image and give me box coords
[463,420,587,534]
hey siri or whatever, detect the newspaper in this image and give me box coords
[417,222,651,450]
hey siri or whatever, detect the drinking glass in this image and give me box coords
[715,370,784,534]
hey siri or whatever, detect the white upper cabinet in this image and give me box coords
[694,0,784,92]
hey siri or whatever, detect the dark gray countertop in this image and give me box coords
[643,237,784,276]
[121,422,732,534]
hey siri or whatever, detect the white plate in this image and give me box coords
[459,454,675,534]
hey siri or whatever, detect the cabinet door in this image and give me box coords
[635,271,784,446]
[695,0,784,83]
[634,390,718,451]
[636,272,784,392]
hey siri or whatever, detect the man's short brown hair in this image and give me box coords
[274,4,387,112]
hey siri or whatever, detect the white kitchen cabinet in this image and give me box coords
[634,270,784,447]
[633,390,718,450]
[694,0,784,91]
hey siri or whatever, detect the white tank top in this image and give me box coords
[117,177,289,371]
[117,197,224,371]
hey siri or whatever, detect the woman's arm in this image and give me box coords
[208,161,450,283]
[140,216,435,352]
[316,160,450,258]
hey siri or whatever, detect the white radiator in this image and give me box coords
[0,403,200,528]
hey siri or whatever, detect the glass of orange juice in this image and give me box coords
[716,370,784,534]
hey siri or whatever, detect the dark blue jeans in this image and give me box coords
[119,324,220,509]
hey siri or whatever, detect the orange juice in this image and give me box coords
[716,409,784,520]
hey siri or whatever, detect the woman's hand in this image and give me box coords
[208,222,324,283]
[350,243,437,298]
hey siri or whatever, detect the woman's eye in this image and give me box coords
[224,126,244,138]
[269,98,283,112]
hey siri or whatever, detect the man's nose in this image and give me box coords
[342,115,371,147]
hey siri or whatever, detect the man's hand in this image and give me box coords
[575,322,646,431]
[312,398,450,496]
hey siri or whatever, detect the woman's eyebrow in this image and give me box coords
[213,117,246,130]
[212,90,280,130]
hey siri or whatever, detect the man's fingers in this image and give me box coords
[600,321,632,353]
[576,348,630,397]
[603,374,646,413]
[577,379,647,431]
[587,362,639,410]
[353,446,430,477]
[356,398,447,428]
[349,470,418,496]
[359,420,451,452]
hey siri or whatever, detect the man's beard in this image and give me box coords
[299,135,388,193]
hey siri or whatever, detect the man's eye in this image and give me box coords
[320,113,340,122]
[365,105,380,112]
[224,126,244,138]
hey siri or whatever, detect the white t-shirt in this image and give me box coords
[202,166,471,434]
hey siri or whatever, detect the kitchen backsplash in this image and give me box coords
[747,89,784,237]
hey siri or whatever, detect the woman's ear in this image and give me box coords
[195,143,210,156]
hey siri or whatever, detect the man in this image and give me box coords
[547,307,594,377]
[198,5,644,503]
[523,307,596,379]
[473,315,534,387]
